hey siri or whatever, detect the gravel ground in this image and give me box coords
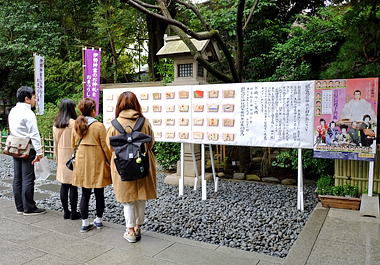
[0,154,318,258]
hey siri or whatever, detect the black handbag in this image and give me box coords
[66,138,82,171]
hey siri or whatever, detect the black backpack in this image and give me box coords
[109,116,152,181]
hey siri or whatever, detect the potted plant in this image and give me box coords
[316,175,361,210]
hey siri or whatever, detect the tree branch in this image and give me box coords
[243,0,259,30]
[122,0,239,82]
[155,0,234,82]
[175,0,211,31]
[126,0,161,10]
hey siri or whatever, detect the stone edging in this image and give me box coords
[282,202,329,265]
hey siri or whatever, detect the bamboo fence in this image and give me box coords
[334,145,380,194]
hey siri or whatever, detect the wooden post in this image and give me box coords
[216,145,219,172]
[82,47,86,98]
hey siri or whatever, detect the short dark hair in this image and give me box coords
[354,90,361,95]
[16,86,34,102]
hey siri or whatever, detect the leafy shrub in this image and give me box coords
[316,175,334,195]
[272,149,334,179]
[343,184,358,198]
[316,175,359,197]
[331,185,344,196]
[153,142,180,170]
[37,94,83,138]
[154,58,174,85]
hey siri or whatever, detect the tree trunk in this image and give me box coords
[146,15,167,81]
[238,146,251,174]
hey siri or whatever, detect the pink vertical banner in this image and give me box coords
[84,48,101,115]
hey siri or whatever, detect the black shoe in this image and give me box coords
[23,208,47,216]
[71,212,81,220]
[63,211,71,219]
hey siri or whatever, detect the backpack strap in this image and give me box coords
[111,119,125,134]
[133,116,145,131]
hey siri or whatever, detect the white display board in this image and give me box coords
[103,81,315,148]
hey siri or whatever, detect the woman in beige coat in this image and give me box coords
[53,99,81,220]
[72,98,112,232]
[106,91,157,243]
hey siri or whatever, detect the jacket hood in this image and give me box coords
[118,109,140,120]
[85,116,98,126]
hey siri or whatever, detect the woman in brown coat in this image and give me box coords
[53,99,81,220]
[106,91,157,243]
[72,98,112,233]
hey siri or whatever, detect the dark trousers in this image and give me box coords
[60,183,78,213]
[13,149,37,213]
[80,187,104,219]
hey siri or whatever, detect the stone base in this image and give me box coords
[360,194,380,218]
[164,173,214,186]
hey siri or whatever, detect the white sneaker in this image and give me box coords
[124,231,136,243]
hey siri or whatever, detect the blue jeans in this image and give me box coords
[13,149,37,213]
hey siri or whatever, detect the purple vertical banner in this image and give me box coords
[84,48,101,115]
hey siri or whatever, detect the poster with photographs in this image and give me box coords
[313,78,378,161]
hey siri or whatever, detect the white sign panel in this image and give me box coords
[34,54,44,115]
[103,81,315,148]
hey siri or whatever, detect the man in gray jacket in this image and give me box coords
[8,86,46,215]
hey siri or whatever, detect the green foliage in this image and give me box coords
[316,175,359,197]
[331,185,344,196]
[271,151,294,168]
[363,189,379,195]
[0,1,63,100]
[37,94,83,138]
[44,56,83,103]
[37,102,59,138]
[321,2,380,79]
[154,58,174,85]
[272,149,335,178]
[93,0,148,81]
[316,175,334,195]
[266,6,346,81]
[153,142,180,170]
[343,184,359,198]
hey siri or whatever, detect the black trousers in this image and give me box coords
[60,183,78,213]
[13,149,37,213]
[80,187,104,219]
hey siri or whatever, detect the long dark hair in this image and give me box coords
[115,91,143,118]
[74,98,96,138]
[53,99,77,128]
